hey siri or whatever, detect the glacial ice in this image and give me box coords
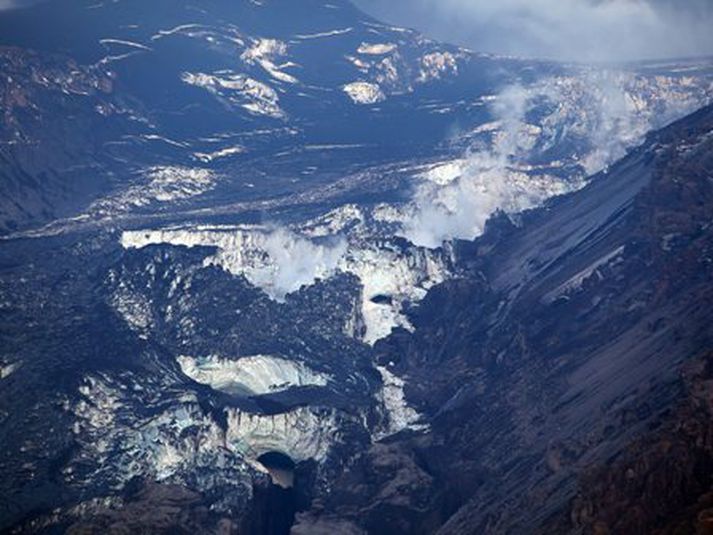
[89,166,216,215]
[121,226,347,302]
[374,365,427,439]
[226,407,340,462]
[177,354,331,396]
[121,222,450,345]
[71,373,343,496]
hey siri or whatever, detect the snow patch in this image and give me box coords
[419,160,466,186]
[182,71,285,118]
[193,146,246,163]
[294,28,352,39]
[151,24,204,41]
[357,43,397,55]
[142,166,216,203]
[342,82,385,105]
[99,38,152,51]
[240,38,298,84]
[1,362,20,379]
[90,166,216,215]
[418,51,459,83]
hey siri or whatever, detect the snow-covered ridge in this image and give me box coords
[177,354,331,396]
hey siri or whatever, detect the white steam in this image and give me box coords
[402,70,707,248]
[402,85,567,248]
[121,226,348,302]
[249,228,348,301]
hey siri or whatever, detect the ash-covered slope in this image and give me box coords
[294,104,713,534]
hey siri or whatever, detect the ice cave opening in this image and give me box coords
[257,451,296,489]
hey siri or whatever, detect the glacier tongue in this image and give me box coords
[226,407,341,463]
[70,372,346,508]
[343,242,450,344]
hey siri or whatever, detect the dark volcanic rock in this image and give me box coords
[566,353,713,535]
